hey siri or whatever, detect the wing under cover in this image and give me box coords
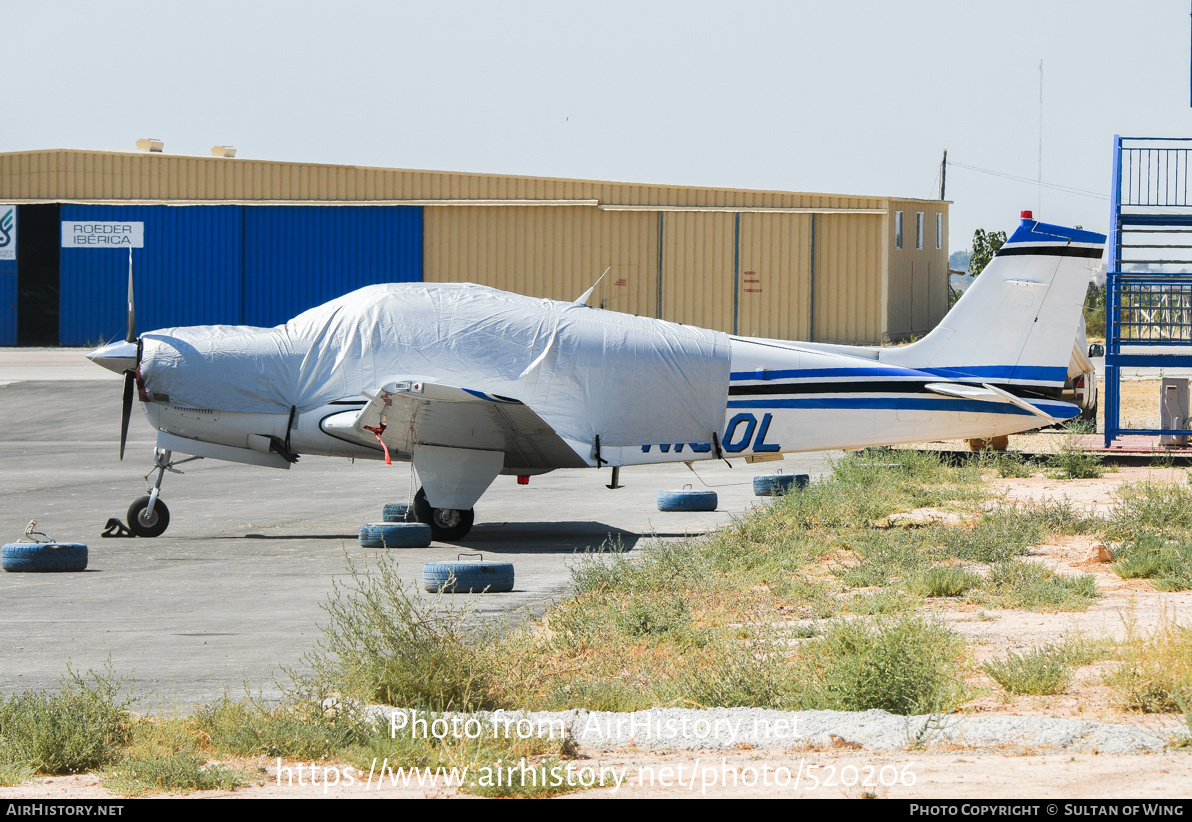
[319,378,589,472]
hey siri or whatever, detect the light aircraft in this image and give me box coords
[87,213,1105,541]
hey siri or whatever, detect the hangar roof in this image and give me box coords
[0,148,946,212]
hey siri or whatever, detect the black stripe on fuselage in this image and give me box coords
[995,245,1102,259]
[728,380,1060,400]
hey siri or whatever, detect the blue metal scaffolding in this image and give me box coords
[1104,135,1192,446]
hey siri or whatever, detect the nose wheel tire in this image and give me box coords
[412,488,474,542]
[127,496,170,538]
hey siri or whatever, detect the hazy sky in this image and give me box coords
[4,0,1191,253]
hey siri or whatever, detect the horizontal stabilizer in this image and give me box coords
[924,382,1059,422]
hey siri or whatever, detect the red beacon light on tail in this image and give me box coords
[1020,210,1033,220]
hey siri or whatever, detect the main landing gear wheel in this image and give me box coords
[127,496,170,538]
[412,488,475,542]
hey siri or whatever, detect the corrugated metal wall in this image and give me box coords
[885,199,948,339]
[58,205,422,344]
[243,206,421,327]
[813,213,886,344]
[60,205,242,345]
[736,213,813,340]
[1,150,951,347]
[0,258,15,346]
[661,212,736,331]
[424,207,659,317]
[0,150,895,212]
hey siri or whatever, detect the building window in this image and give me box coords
[936,212,943,249]
[895,211,903,249]
[916,212,924,249]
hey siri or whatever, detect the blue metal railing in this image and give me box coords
[1105,136,1192,445]
[1113,277,1192,343]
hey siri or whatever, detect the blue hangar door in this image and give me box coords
[55,204,423,346]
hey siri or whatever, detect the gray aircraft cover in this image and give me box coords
[140,283,732,453]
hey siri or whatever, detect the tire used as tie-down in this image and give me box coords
[753,472,810,496]
[2,543,88,573]
[656,485,718,512]
[382,502,412,522]
[423,554,514,593]
[2,522,87,572]
[358,522,432,549]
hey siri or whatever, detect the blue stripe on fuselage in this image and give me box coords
[729,367,932,381]
[728,365,1067,385]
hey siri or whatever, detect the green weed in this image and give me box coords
[344,717,586,798]
[0,664,133,775]
[982,646,1071,695]
[194,696,373,760]
[845,589,921,614]
[0,763,34,787]
[930,509,1047,563]
[791,616,968,715]
[972,562,1099,611]
[905,565,983,598]
[1045,433,1104,480]
[1104,482,1192,543]
[101,751,245,797]
[537,680,655,713]
[1055,634,1118,666]
[673,626,797,709]
[1113,535,1192,591]
[294,552,504,710]
[1109,613,1192,713]
[988,451,1037,479]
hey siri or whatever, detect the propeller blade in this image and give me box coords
[120,372,134,460]
[126,250,136,343]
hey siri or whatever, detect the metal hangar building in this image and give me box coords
[0,148,949,347]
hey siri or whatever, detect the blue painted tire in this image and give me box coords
[753,473,810,496]
[383,503,412,522]
[2,543,88,573]
[423,561,514,593]
[358,522,432,549]
[656,490,718,512]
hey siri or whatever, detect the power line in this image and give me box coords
[948,160,1108,200]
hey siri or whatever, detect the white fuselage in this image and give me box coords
[141,330,1064,473]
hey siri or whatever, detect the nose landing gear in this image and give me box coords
[103,449,201,538]
[127,493,170,538]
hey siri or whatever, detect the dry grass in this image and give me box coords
[1108,610,1192,714]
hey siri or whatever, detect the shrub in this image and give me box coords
[1104,482,1192,542]
[194,696,373,760]
[101,751,244,796]
[931,510,1046,563]
[982,646,1071,695]
[1109,614,1192,713]
[294,553,504,710]
[0,665,133,775]
[1045,445,1104,480]
[792,616,968,715]
[905,565,982,598]
[973,562,1099,611]
[1113,535,1192,591]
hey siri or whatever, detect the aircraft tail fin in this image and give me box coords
[880,215,1105,390]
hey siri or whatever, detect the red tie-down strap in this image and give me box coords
[363,423,391,465]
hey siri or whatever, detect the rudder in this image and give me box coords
[881,214,1105,390]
